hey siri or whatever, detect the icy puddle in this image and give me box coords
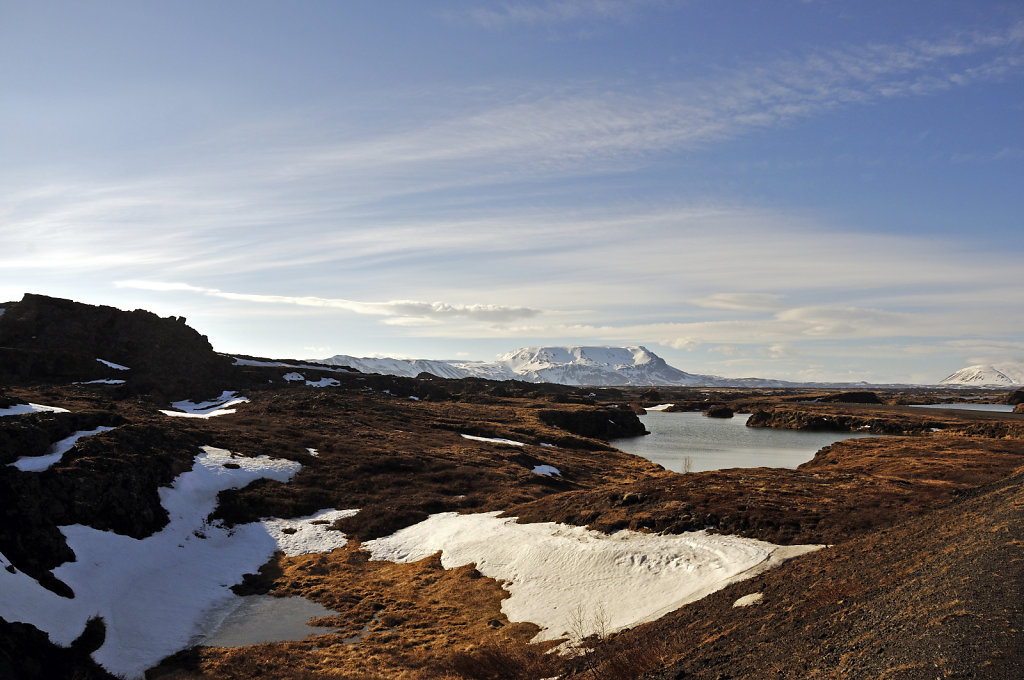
[198,595,341,648]
[365,511,821,641]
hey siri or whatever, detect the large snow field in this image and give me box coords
[0,446,356,679]
[365,511,821,642]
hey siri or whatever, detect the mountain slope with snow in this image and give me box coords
[939,362,1024,386]
[497,346,705,386]
[319,345,797,387]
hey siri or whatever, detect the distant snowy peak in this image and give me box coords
[316,355,516,381]
[940,362,1024,386]
[497,345,704,386]
[317,345,791,387]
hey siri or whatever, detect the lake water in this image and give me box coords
[611,411,875,473]
[909,403,1016,413]
[198,595,341,648]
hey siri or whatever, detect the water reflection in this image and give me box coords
[612,411,876,473]
[199,595,341,648]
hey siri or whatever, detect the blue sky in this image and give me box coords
[2,0,1022,383]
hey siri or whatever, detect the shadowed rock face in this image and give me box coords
[702,404,734,418]
[0,294,233,399]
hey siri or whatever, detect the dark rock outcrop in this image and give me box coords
[1007,389,1024,405]
[538,406,648,443]
[0,617,115,680]
[0,294,233,398]
[703,404,735,418]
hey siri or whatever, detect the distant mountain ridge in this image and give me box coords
[318,345,797,388]
[940,362,1024,386]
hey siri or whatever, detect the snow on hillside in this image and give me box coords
[365,511,821,642]
[498,345,706,386]
[317,354,518,380]
[318,345,774,387]
[940,362,1024,386]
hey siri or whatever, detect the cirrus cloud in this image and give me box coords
[115,280,542,324]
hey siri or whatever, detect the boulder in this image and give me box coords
[703,404,735,418]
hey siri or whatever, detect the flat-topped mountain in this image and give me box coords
[319,345,796,387]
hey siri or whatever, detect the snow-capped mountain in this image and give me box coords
[939,362,1024,387]
[314,355,509,381]
[318,345,796,387]
[497,346,705,386]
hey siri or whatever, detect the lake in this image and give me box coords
[909,403,1016,413]
[611,411,875,473]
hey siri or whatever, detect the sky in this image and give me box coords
[1,0,1022,384]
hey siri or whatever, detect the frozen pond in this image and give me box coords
[199,595,341,648]
[612,411,875,473]
[909,403,1016,413]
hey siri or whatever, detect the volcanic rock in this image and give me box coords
[703,404,735,418]
[0,294,233,398]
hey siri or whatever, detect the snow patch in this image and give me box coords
[8,426,116,472]
[305,377,340,387]
[0,403,71,417]
[364,512,822,641]
[263,508,358,556]
[531,465,561,477]
[732,592,764,607]
[160,391,249,419]
[283,372,305,382]
[0,445,356,679]
[97,358,131,371]
[73,379,126,385]
[645,403,675,411]
[461,434,526,447]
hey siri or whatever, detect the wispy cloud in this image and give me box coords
[689,293,785,311]
[115,281,542,324]
[282,22,1024,191]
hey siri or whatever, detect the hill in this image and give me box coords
[940,361,1024,386]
